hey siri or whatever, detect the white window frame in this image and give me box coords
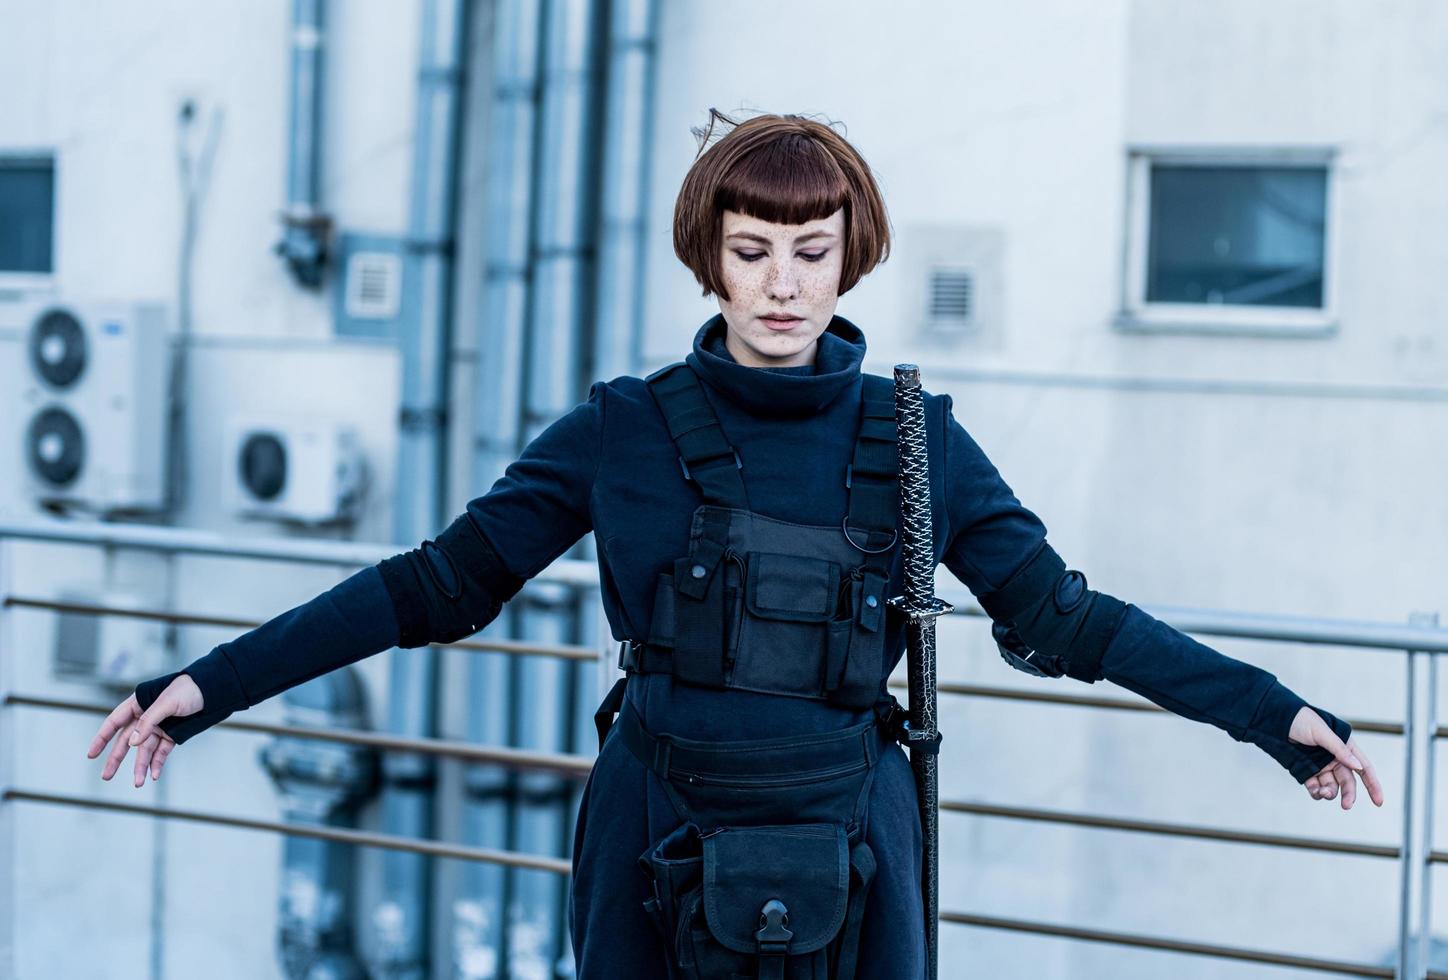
[0,151,58,293]
[1116,145,1340,338]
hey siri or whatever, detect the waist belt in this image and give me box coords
[595,674,917,771]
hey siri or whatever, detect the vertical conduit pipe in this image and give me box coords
[276,0,329,288]
[507,2,608,972]
[557,7,659,972]
[457,0,545,975]
[375,1,470,977]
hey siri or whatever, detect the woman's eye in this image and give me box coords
[733,250,828,263]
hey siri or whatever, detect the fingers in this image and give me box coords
[1315,723,1365,774]
[101,718,138,781]
[1338,763,1357,810]
[150,737,175,780]
[129,697,171,748]
[1317,768,1338,800]
[1348,738,1386,807]
[88,696,139,760]
[132,732,161,787]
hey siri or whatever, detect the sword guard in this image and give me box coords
[885,594,955,621]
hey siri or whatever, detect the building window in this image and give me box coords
[1119,149,1336,336]
[0,156,56,277]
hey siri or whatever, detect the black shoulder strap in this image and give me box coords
[644,362,750,509]
[845,374,898,552]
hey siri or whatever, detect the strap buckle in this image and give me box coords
[677,447,742,483]
[617,639,642,671]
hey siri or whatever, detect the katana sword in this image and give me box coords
[888,363,952,980]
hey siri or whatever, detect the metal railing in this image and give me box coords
[0,517,1442,977]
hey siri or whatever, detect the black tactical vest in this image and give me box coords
[617,361,900,710]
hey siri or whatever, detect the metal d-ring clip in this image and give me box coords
[841,518,898,554]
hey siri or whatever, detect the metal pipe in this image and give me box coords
[939,911,1394,978]
[504,1,609,970]
[1419,617,1441,979]
[0,542,16,980]
[1,597,596,661]
[939,799,1399,858]
[1,789,571,875]
[2,521,1443,653]
[459,1,546,970]
[4,694,592,777]
[1399,641,1422,980]
[276,0,329,288]
[381,9,474,971]
[892,679,1399,735]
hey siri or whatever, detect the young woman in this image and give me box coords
[89,110,1384,979]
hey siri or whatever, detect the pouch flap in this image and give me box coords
[702,823,849,955]
[857,567,889,633]
[744,552,840,623]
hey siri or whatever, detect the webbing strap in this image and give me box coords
[845,375,898,552]
[644,363,899,546]
[644,363,749,509]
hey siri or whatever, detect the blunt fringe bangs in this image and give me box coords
[673,109,892,301]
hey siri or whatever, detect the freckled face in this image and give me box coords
[716,208,845,368]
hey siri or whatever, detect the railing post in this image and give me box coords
[0,537,16,978]
[1400,611,1439,979]
[1417,612,1440,980]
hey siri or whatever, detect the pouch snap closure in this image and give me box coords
[691,564,707,579]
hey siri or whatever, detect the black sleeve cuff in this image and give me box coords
[133,646,249,746]
[1243,680,1354,784]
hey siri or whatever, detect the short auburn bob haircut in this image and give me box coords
[673,109,892,302]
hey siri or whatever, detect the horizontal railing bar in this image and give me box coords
[941,799,1398,858]
[4,694,595,778]
[941,911,1393,977]
[6,519,1445,652]
[933,585,1448,653]
[1,596,596,662]
[888,679,1400,735]
[0,519,596,585]
[0,788,571,874]
[8,694,1397,857]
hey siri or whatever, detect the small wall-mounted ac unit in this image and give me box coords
[18,301,169,514]
[223,415,367,525]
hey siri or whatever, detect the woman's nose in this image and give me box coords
[766,262,798,300]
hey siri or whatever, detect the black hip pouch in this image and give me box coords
[616,701,884,979]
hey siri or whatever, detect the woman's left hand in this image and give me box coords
[1289,706,1385,809]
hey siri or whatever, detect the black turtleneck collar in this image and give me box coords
[684,312,866,417]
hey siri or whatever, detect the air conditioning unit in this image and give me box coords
[223,414,368,525]
[18,301,169,514]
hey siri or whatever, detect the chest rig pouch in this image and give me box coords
[620,362,901,710]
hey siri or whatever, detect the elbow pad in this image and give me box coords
[377,512,525,648]
[980,542,1127,684]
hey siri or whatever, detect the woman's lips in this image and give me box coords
[761,315,803,330]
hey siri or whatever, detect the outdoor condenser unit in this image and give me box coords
[223,414,368,525]
[18,301,169,513]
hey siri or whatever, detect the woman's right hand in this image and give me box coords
[86,674,205,787]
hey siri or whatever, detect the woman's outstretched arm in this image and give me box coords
[90,380,608,780]
[934,393,1383,806]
